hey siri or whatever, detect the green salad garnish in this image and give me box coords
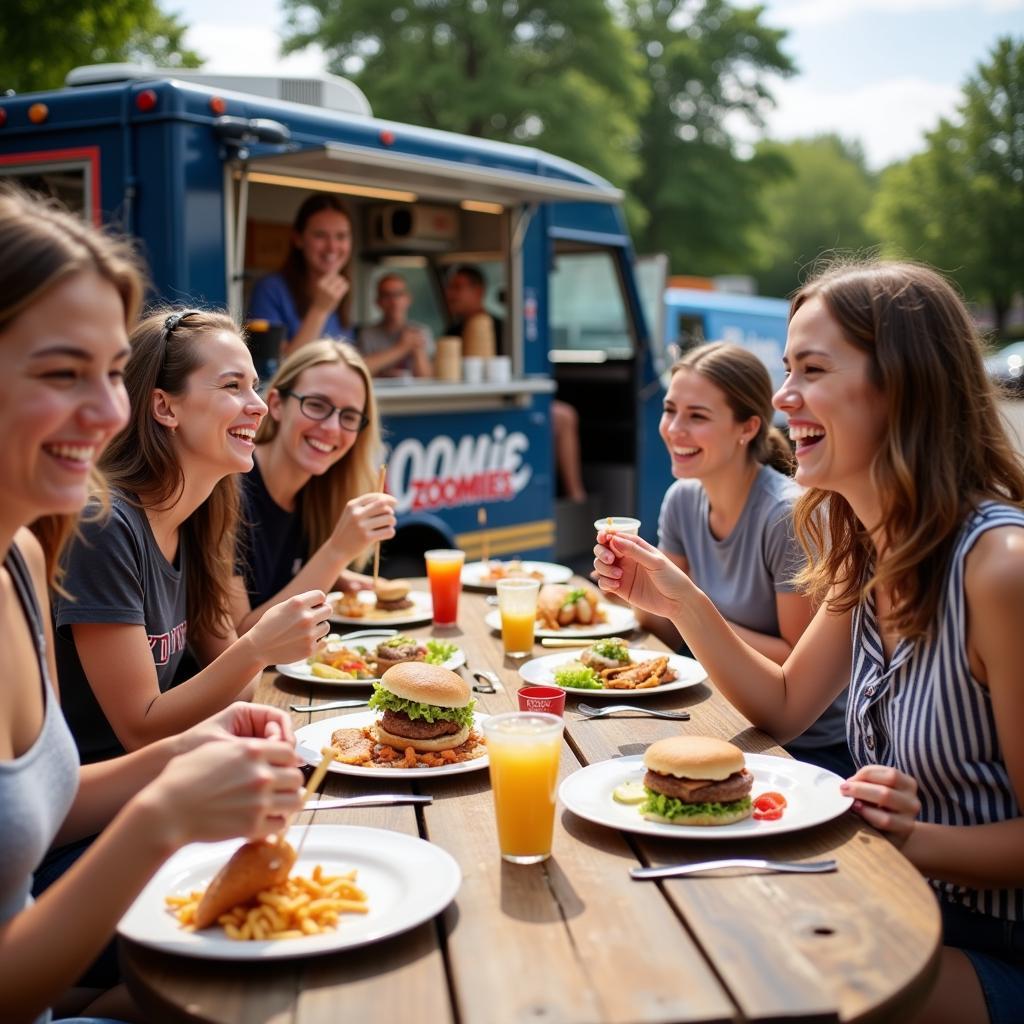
[563,588,587,606]
[640,792,753,820]
[589,638,629,661]
[368,682,476,727]
[553,661,603,689]
[424,639,459,665]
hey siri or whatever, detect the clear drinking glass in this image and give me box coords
[496,578,540,659]
[482,712,563,864]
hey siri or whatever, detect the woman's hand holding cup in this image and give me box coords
[593,531,693,620]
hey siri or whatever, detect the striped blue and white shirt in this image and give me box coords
[847,501,1024,921]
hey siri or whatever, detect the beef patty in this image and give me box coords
[644,767,753,804]
[379,709,462,740]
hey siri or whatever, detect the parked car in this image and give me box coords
[985,341,1024,396]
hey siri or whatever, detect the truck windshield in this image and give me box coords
[549,248,633,360]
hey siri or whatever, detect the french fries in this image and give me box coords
[166,863,369,940]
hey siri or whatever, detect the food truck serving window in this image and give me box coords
[549,248,633,360]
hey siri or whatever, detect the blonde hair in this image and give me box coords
[673,342,794,474]
[790,258,1024,640]
[255,339,381,565]
[102,308,244,640]
[0,185,145,584]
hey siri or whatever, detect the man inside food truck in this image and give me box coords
[444,265,586,503]
[356,273,433,378]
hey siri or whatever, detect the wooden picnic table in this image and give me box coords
[122,580,941,1024]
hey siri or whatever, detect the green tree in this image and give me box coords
[746,135,878,297]
[868,36,1024,334]
[0,0,202,94]
[283,0,647,194]
[623,0,795,274]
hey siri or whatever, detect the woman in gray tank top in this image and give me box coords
[0,187,305,1023]
[595,260,1024,1024]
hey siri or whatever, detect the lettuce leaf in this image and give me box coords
[553,662,603,689]
[589,638,629,660]
[640,791,752,820]
[424,639,459,665]
[368,682,476,727]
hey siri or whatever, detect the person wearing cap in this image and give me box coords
[356,273,433,378]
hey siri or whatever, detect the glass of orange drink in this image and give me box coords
[495,577,539,659]
[424,549,465,627]
[482,712,563,864]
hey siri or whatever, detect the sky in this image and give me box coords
[173,0,1024,169]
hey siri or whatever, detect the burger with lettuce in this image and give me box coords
[640,736,753,826]
[368,662,476,752]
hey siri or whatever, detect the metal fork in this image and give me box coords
[577,703,690,721]
[631,858,838,880]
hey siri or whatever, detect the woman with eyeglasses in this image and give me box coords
[231,339,396,633]
[0,187,305,1023]
[51,309,334,768]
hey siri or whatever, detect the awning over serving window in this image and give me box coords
[244,142,624,207]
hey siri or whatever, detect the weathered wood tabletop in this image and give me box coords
[122,580,941,1024]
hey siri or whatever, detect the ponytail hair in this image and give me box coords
[673,342,793,474]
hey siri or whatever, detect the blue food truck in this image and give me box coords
[0,65,678,571]
[662,287,790,391]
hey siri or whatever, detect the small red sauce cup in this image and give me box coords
[517,685,566,717]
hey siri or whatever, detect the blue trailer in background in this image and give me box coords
[662,288,791,391]
[0,66,673,570]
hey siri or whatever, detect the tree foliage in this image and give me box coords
[868,36,1024,333]
[283,0,647,194]
[746,135,878,297]
[622,0,795,274]
[0,0,202,94]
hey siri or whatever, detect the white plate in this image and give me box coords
[462,560,573,590]
[518,648,705,696]
[295,710,490,778]
[559,753,853,840]
[276,648,466,688]
[327,589,433,627]
[118,824,460,960]
[484,602,637,639]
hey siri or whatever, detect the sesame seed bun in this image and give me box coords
[379,662,470,709]
[642,736,745,781]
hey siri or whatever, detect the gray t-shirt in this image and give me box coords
[54,497,189,764]
[356,319,433,375]
[1,544,79,1024]
[659,464,847,749]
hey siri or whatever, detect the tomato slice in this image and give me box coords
[752,792,787,820]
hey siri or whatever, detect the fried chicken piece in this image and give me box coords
[330,727,374,764]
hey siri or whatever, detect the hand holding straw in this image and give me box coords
[372,463,387,587]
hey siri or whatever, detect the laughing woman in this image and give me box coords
[231,339,395,634]
[594,260,1024,1024]
[53,309,333,766]
[0,187,304,1024]
[639,342,849,774]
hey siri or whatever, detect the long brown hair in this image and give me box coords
[281,194,352,326]
[673,342,794,474]
[0,185,144,583]
[255,339,381,565]
[101,309,244,640]
[790,259,1024,639]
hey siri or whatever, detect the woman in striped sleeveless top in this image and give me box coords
[594,260,1024,1024]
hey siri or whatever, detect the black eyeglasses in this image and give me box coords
[279,389,369,432]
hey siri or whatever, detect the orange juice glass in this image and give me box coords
[424,549,465,626]
[482,712,563,864]
[496,578,539,659]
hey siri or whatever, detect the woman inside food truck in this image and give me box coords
[248,193,355,356]
[231,338,397,634]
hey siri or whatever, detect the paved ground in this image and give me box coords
[1001,399,1024,454]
